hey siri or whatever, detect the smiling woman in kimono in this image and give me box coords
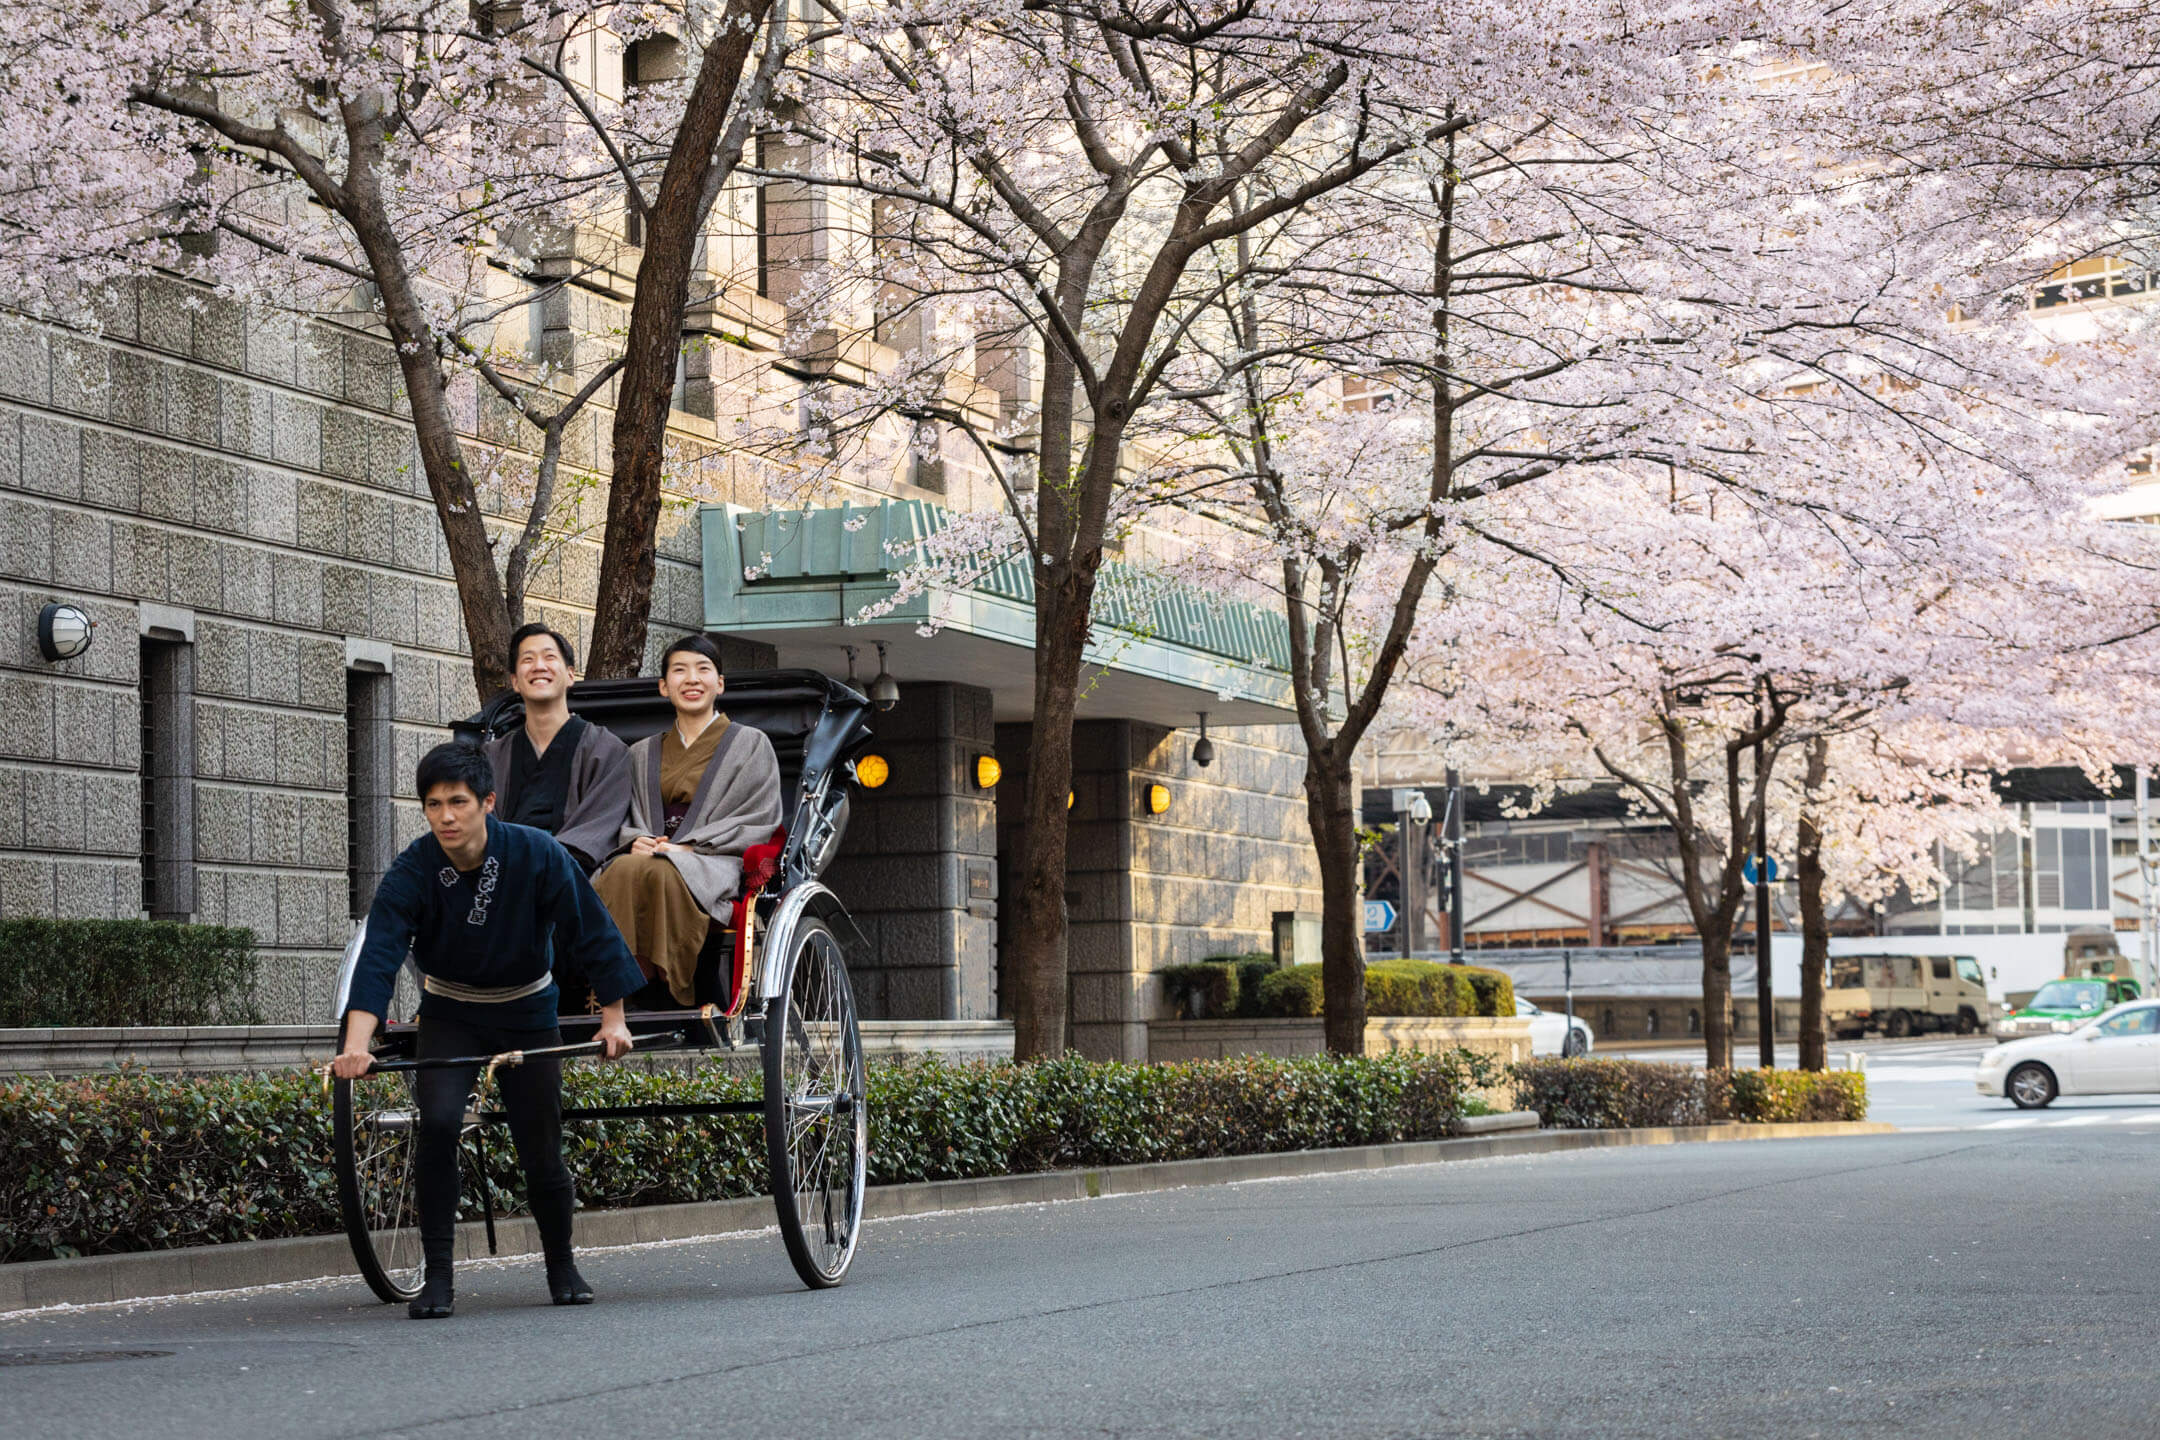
[591,635,783,1004]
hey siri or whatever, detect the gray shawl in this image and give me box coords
[614,719,785,918]
[482,718,634,869]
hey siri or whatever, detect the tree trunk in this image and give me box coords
[1701,929,1734,1072]
[1304,748,1366,1054]
[1796,736,1831,1071]
[343,162,511,699]
[1005,549,1098,1060]
[588,0,775,679]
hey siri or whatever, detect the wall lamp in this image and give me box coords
[37,602,95,662]
[976,755,1002,789]
[1144,783,1172,816]
[856,754,890,789]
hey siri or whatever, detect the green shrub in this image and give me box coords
[1256,964,1325,1016]
[0,1050,1493,1263]
[1726,1068,1867,1123]
[1158,963,1242,1019]
[1510,1058,1728,1128]
[1254,961,1514,1019]
[1510,1059,1870,1128]
[0,919,261,1027]
[1161,956,1286,1019]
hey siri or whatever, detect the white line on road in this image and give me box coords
[1982,1117,2040,1128]
[2049,1114,2112,1126]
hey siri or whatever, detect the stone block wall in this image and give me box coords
[824,681,998,1020]
[0,276,750,1020]
[994,718,1324,1061]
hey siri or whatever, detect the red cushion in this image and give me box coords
[722,828,787,1015]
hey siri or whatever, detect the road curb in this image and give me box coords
[0,1119,1894,1313]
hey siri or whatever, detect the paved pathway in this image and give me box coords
[7,1127,2157,1439]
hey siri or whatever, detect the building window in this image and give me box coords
[139,637,196,918]
[346,669,394,921]
[1645,1007,1660,1036]
[1602,1007,1616,1035]
[1687,1008,1701,1035]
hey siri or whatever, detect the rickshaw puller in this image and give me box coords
[333,743,644,1319]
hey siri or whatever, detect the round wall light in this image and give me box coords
[856,753,890,789]
[1145,783,1171,816]
[1066,790,1075,811]
[36,602,95,662]
[975,755,1002,789]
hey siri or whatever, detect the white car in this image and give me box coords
[1974,1000,2160,1109]
[1517,997,1594,1057]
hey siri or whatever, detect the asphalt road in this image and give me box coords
[8,1127,2160,1439]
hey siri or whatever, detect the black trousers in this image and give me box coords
[414,1014,575,1270]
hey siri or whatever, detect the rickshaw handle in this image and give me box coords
[333,1032,691,1076]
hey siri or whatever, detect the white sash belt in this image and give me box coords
[422,970,554,1004]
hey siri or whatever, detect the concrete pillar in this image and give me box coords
[824,681,997,1020]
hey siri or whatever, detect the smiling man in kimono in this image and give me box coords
[592,635,783,1004]
[483,624,632,874]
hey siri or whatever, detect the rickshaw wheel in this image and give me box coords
[761,917,867,1289]
[333,1070,427,1303]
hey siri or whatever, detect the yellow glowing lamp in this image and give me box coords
[976,755,1002,789]
[1067,790,1075,810]
[1146,783,1171,815]
[856,754,890,789]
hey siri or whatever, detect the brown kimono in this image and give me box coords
[591,715,783,1003]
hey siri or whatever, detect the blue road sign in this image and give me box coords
[1363,899,1397,933]
[1743,855,1781,885]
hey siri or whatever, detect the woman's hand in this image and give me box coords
[630,834,664,857]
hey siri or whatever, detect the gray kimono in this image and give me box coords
[482,717,633,870]
[617,720,785,916]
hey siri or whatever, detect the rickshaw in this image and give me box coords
[325,670,874,1299]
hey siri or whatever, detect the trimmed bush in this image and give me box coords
[1510,1058,1870,1128]
[0,919,261,1028]
[1159,955,1288,1019]
[1510,1058,1725,1128]
[0,1050,1494,1263]
[1158,963,1243,1019]
[1254,960,1514,1019]
[1726,1068,1868,1123]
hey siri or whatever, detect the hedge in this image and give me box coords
[0,919,262,1028]
[0,1050,1494,1263]
[1509,1058,1868,1128]
[1726,1067,1869,1123]
[1161,958,1514,1021]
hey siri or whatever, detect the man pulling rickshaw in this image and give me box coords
[331,742,643,1318]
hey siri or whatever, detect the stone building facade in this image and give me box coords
[1,271,1324,1046]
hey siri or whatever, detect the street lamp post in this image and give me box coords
[1753,734,1771,1070]
[1445,768,1466,965]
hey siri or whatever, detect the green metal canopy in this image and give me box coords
[701,500,1299,724]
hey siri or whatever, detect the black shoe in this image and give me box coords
[408,1266,454,1320]
[546,1260,595,1306]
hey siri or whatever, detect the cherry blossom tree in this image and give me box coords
[772,0,1826,1059]
[0,0,795,692]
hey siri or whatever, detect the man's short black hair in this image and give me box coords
[660,634,725,672]
[416,742,495,802]
[509,622,576,672]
